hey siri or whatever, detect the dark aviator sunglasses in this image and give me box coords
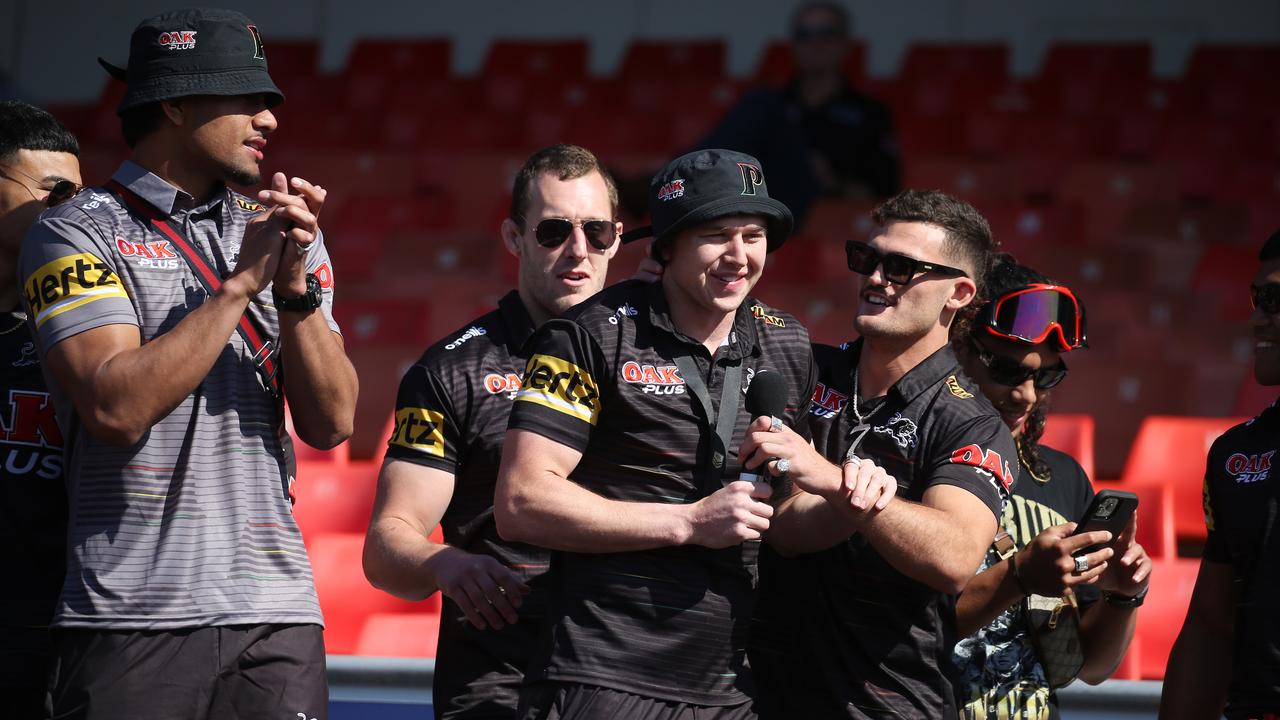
[969,337,1068,390]
[518,216,617,251]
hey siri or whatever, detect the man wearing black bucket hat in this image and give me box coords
[494,149,896,719]
[18,9,356,718]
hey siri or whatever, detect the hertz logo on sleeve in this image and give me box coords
[389,407,446,456]
[516,354,601,425]
[23,253,128,329]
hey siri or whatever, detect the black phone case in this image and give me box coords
[1072,489,1139,555]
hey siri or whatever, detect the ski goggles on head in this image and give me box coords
[1252,283,1280,315]
[977,283,1087,352]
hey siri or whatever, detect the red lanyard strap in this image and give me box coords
[105,180,281,398]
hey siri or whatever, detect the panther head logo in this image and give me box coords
[874,412,918,451]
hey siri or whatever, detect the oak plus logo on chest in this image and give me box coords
[1225,450,1274,484]
[1,390,63,479]
[116,237,180,269]
[23,252,129,330]
[621,360,685,396]
[484,373,523,400]
[809,381,849,419]
[517,354,601,424]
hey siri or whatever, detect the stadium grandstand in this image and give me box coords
[4,1,1278,717]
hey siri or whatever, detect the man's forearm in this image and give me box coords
[364,516,449,601]
[278,311,356,448]
[859,498,989,594]
[1078,601,1138,684]
[1159,625,1232,718]
[496,467,691,553]
[769,485,858,556]
[955,558,1024,637]
[60,284,254,446]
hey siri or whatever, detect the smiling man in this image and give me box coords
[1161,229,1280,720]
[495,149,818,719]
[363,145,622,719]
[749,190,1016,719]
[18,9,356,718]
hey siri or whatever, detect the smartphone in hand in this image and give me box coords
[1071,489,1139,555]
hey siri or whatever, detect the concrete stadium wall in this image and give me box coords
[3,0,1279,105]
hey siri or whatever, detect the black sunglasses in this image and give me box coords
[1,166,81,208]
[1252,283,1280,315]
[846,241,968,285]
[518,216,616,251]
[969,337,1068,390]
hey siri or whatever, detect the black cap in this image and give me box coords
[99,8,283,115]
[620,149,794,253]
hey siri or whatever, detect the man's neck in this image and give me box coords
[131,141,221,205]
[797,70,843,108]
[857,331,949,399]
[516,287,552,328]
[662,275,736,354]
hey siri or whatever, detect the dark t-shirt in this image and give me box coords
[751,340,1015,719]
[385,291,549,719]
[953,446,1100,720]
[1202,401,1280,718]
[506,280,817,705]
[0,309,66,689]
[699,82,901,226]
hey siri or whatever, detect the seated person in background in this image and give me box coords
[951,255,1151,720]
[698,0,900,227]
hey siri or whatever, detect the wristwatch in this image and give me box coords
[273,273,322,313]
[1104,585,1149,608]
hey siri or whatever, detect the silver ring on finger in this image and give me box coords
[775,457,791,475]
[1073,555,1089,574]
[295,241,313,256]
[769,416,783,433]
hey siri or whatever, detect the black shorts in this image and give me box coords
[518,681,757,720]
[48,624,327,720]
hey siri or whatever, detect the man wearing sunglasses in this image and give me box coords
[698,1,899,226]
[364,144,620,719]
[18,10,356,717]
[749,190,1017,719]
[495,149,829,719]
[0,99,81,718]
[1162,229,1280,720]
[951,256,1150,720]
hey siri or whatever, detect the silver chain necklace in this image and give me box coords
[850,369,868,425]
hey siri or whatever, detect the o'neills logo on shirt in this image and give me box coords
[157,30,198,50]
[516,354,600,425]
[445,326,487,350]
[621,360,685,396]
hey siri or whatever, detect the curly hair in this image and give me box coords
[952,253,1065,482]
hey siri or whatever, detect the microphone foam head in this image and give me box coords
[745,369,788,420]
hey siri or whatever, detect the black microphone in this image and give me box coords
[741,370,788,484]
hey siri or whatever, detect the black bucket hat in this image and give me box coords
[99,8,284,114]
[620,149,794,253]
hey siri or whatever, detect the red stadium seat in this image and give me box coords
[345,344,423,460]
[347,38,451,75]
[903,158,1022,204]
[1123,557,1199,680]
[481,40,590,113]
[265,40,321,80]
[1041,414,1095,482]
[331,298,433,350]
[1034,43,1154,117]
[1192,244,1257,321]
[619,40,726,81]
[1118,416,1245,555]
[1093,480,1176,561]
[309,532,440,654]
[292,461,379,537]
[356,612,442,658]
[1180,45,1280,117]
[899,44,1009,115]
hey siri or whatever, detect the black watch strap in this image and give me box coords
[1104,584,1149,608]
[274,273,322,313]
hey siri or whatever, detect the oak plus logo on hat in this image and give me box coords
[157,30,197,50]
[657,179,685,202]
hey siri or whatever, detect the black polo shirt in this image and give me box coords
[0,308,66,691]
[506,279,817,706]
[385,290,549,719]
[751,339,1015,719]
[1202,400,1280,718]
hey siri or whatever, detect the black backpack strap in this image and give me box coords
[673,351,742,492]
